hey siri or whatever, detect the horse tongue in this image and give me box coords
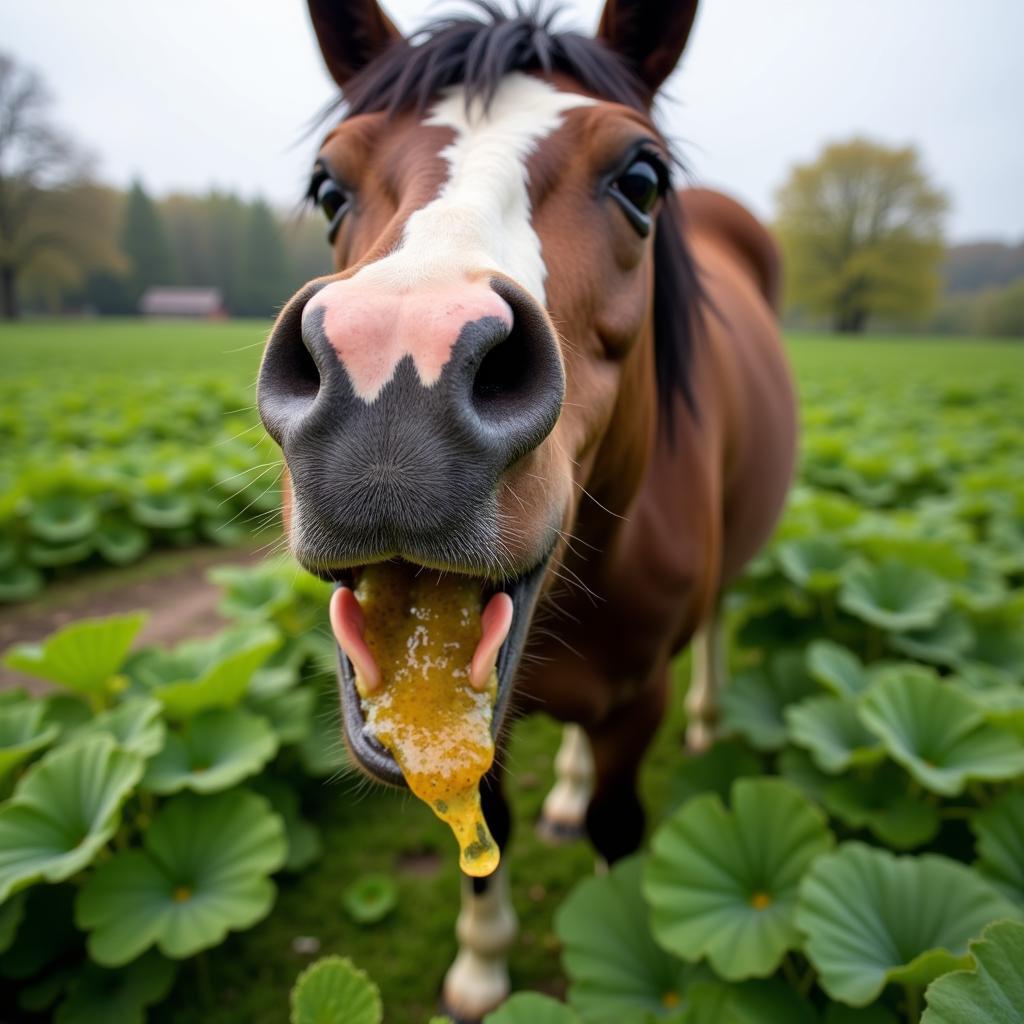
[329,587,380,695]
[329,574,513,696]
[469,592,514,691]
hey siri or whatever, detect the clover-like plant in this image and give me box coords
[921,918,1024,1024]
[556,855,695,1023]
[796,842,1021,1006]
[971,788,1024,905]
[151,630,280,718]
[719,652,819,751]
[141,706,277,794]
[0,701,59,780]
[70,696,165,759]
[76,788,286,965]
[838,561,949,632]
[644,778,833,980]
[785,695,883,773]
[0,735,143,901]
[3,613,146,704]
[858,670,1024,795]
[290,956,382,1024]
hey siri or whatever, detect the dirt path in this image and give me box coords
[0,545,268,693]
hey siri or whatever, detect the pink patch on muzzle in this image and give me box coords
[303,278,514,403]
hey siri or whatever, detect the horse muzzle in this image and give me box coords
[256,274,565,785]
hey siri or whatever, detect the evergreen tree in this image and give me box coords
[121,180,176,309]
[238,198,289,317]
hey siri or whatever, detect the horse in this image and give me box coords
[256,1,797,1018]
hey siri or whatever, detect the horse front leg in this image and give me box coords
[684,604,726,753]
[536,723,594,844]
[441,766,517,1022]
[585,678,668,864]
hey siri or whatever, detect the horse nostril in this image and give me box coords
[257,283,325,443]
[472,319,534,416]
[465,282,564,465]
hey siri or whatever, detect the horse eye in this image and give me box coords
[610,154,667,236]
[615,158,662,215]
[313,175,350,242]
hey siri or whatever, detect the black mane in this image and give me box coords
[333,2,702,424]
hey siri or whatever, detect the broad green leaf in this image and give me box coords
[667,739,762,811]
[839,561,949,632]
[922,919,1024,1024]
[684,977,818,1024]
[153,634,279,718]
[252,777,322,873]
[785,695,883,773]
[796,842,1021,1006]
[0,702,59,780]
[77,788,286,965]
[3,613,146,698]
[821,765,941,849]
[644,778,833,980]
[972,789,1024,905]
[966,615,1024,682]
[248,686,315,744]
[28,495,98,544]
[776,537,856,593]
[858,670,1024,795]
[70,696,165,759]
[719,652,819,751]
[95,519,150,566]
[484,993,579,1024]
[0,736,143,901]
[888,609,974,667]
[806,640,870,699]
[55,951,176,1024]
[555,855,694,1023]
[290,955,382,1024]
[142,707,278,794]
[0,563,44,602]
[210,564,293,620]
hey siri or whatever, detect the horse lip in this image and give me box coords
[334,553,551,789]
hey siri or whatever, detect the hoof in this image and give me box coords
[438,1001,487,1024]
[536,814,586,845]
[439,986,505,1024]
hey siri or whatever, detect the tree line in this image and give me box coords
[58,183,329,318]
[2,50,1022,333]
[0,51,327,320]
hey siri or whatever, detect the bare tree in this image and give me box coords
[0,52,104,318]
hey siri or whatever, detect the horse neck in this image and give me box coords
[571,318,659,552]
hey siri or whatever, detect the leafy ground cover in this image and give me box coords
[0,326,1021,1023]
[0,321,278,600]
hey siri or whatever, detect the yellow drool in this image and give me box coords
[355,563,500,877]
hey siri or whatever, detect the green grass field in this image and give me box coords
[1,321,1022,1022]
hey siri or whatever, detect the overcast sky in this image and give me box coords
[7,0,1023,242]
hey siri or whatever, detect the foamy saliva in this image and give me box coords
[330,562,513,877]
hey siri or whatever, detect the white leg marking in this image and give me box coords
[538,724,594,841]
[443,867,518,1020]
[685,610,727,753]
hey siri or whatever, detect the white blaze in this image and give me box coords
[304,74,594,402]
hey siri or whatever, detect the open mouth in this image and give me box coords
[329,555,550,788]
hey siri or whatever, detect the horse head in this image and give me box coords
[257,0,701,788]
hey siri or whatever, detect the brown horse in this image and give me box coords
[257,0,796,1017]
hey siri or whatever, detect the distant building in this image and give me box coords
[139,287,226,319]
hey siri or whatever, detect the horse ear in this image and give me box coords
[307,0,401,88]
[596,0,698,97]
